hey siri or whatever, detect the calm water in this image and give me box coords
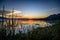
[11,20,55,33]
[0,20,58,34]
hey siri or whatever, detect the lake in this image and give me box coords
[0,20,59,34]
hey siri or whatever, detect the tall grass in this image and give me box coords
[0,20,60,40]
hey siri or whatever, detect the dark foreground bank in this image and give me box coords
[0,23,60,40]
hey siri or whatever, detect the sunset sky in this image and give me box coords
[0,0,60,18]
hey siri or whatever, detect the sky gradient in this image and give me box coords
[0,0,60,18]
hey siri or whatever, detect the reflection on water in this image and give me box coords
[0,20,57,34]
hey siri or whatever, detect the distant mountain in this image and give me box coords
[0,13,60,21]
[46,13,60,20]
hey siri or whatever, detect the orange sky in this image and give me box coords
[4,10,47,18]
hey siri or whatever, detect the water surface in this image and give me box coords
[0,20,58,34]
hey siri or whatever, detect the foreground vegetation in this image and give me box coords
[0,23,60,40]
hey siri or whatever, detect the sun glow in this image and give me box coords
[1,10,46,18]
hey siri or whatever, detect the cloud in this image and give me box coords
[0,9,22,15]
[0,9,23,18]
[6,10,22,16]
[48,8,60,14]
[45,8,60,16]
